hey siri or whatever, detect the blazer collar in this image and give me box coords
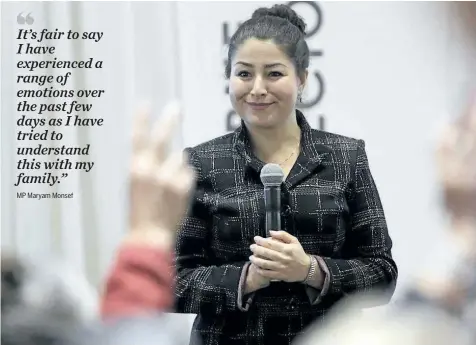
[232,110,330,187]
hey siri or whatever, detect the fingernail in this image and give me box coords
[269,230,277,234]
[254,236,261,241]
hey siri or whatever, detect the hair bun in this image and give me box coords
[252,4,306,35]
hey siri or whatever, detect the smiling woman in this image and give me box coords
[229,39,302,132]
[174,4,398,345]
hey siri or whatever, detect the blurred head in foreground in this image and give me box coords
[295,295,473,345]
[1,253,98,345]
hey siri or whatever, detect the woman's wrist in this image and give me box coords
[245,264,269,294]
[302,255,326,289]
[244,269,258,295]
[301,254,315,284]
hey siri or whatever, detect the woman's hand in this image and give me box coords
[244,263,271,294]
[125,102,196,250]
[249,230,312,283]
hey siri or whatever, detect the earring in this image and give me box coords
[297,88,303,103]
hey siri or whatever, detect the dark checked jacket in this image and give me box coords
[174,110,398,345]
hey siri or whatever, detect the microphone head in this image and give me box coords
[260,163,285,187]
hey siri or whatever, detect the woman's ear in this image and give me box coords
[299,70,309,89]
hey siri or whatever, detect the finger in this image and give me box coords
[131,151,156,180]
[453,100,476,153]
[254,236,287,252]
[151,101,181,164]
[269,230,297,244]
[180,151,197,189]
[458,98,476,131]
[255,266,281,280]
[469,106,476,131]
[249,245,282,261]
[132,103,151,154]
[156,151,186,187]
[249,255,282,271]
[174,163,197,195]
[156,153,197,209]
[250,244,285,261]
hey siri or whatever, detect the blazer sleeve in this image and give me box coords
[318,140,398,306]
[174,148,248,315]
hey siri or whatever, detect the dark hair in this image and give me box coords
[1,255,25,312]
[1,254,90,345]
[225,4,310,79]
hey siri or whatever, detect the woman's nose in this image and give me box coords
[250,77,267,97]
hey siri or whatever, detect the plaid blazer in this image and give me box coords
[174,110,398,345]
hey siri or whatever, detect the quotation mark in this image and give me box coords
[17,12,34,25]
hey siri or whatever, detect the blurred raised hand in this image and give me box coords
[436,98,476,256]
[436,98,476,221]
[125,102,196,250]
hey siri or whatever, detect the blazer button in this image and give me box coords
[284,205,292,216]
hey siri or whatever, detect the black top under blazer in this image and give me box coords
[174,110,398,345]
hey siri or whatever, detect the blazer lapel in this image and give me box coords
[285,116,331,189]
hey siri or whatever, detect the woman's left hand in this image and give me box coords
[249,230,311,283]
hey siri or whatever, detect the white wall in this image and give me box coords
[1,0,475,333]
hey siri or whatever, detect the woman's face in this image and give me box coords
[229,38,306,129]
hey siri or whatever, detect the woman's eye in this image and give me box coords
[269,71,283,77]
[238,71,251,78]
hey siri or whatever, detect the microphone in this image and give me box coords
[260,163,285,237]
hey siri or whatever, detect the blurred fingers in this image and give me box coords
[151,101,181,164]
[132,103,151,154]
[156,151,195,196]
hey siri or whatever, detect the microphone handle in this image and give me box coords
[265,211,281,237]
[264,186,281,283]
[264,186,281,237]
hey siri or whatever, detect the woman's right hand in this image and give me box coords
[244,263,271,294]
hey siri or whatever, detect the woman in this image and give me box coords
[174,4,398,345]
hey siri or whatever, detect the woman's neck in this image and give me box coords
[247,115,301,163]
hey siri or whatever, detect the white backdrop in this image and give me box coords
[1,0,476,328]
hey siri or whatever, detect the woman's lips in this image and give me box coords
[246,102,274,110]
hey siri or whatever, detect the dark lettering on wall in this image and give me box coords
[222,2,326,132]
[226,109,238,132]
[222,22,242,46]
[299,71,325,109]
[288,1,323,38]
